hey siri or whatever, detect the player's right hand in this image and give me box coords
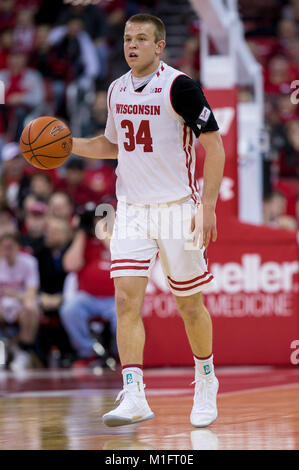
[191,204,217,249]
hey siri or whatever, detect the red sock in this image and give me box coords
[193,354,212,361]
[122,364,143,371]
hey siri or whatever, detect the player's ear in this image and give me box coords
[156,40,166,54]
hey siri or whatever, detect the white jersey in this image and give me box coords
[105,61,199,205]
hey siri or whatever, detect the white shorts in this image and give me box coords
[110,196,215,297]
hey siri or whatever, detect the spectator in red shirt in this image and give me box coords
[0,49,45,140]
[276,88,299,123]
[264,54,295,95]
[247,37,281,66]
[84,160,116,203]
[0,27,13,69]
[279,119,299,177]
[29,24,73,116]
[61,205,117,367]
[55,158,98,208]
[286,37,299,77]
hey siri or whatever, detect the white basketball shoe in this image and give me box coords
[190,372,219,428]
[103,385,155,427]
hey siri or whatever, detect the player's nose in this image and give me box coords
[129,40,137,48]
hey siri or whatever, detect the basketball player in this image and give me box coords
[72,14,225,428]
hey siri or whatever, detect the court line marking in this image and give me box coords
[1,382,298,400]
[218,381,299,397]
[144,365,276,377]
[0,365,284,381]
[0,388,192,399]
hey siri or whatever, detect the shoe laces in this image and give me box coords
[115,384,146,404]
[191,376,214,410]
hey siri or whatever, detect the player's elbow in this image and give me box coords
[200,131,225,160]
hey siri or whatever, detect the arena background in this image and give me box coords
[0,0,298,368]
[0,0,299,452]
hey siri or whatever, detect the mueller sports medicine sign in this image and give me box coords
[144,254,299,315]
[206,254,299,319]
[207,255,299,295]
[143,241,299,366]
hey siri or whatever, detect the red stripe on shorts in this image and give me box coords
[168,275,214,292]
[111,259,151,264]
[167,271,209,285]
[111,265,149,271]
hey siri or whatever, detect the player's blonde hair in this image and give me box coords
[126,14,166,43]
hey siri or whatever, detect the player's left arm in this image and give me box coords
[196,130,225,248]
[170,75,225,248]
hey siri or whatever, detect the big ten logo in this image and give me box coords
[0,340,5,366]
[290,340,299,365]
[290,80,299,105]
[0,80,4,104]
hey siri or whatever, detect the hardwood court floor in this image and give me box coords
[0,366,298,450]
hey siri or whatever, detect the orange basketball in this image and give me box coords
[20,116,73,170]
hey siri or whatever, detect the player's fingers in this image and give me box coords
[193,226,201,246]
[199,228,205,249]
[203,229,211,249]
[212,226,217,242]
[190,215,195,233]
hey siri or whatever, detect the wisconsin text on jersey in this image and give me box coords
[115,104,161,115]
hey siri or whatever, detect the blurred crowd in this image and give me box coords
[173,0,299,230]
[241,0,299,230]
[0,140,118,371]
[0,0,160,371]
[0,0,298,371]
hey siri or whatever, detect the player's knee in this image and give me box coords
[115,290,131,314]
[176,293,205,321]
[179,304,200,322]
[115,290,140,319]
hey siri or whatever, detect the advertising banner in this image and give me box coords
[143,225,299,366]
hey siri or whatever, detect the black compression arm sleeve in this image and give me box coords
[170,75,219,137]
